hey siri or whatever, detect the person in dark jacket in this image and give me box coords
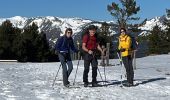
[56,28,78,87]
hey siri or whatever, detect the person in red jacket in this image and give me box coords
[82,25,103,87]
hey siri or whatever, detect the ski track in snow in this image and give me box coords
[0,55,170,100]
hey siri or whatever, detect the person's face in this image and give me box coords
[89,29,96,36]
[66,31,72,38]
[120,29,126,36]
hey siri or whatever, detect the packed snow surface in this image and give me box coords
[0,55,170,100]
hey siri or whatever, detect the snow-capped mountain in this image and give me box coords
[139,15,169,36]
[0,16,93,34]
[0,16,28,29]
[1,15,169,43]
[0,16,116,46]
[139,16,166,31]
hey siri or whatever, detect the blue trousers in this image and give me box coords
[58,53,73,86]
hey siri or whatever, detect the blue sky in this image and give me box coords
[0,0,170,22]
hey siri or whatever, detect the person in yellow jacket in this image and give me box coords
[118,28,134,87]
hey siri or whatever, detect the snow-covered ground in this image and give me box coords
[0,55,170,100]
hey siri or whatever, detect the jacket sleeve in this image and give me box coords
[82,35,88,44]
[70,38,78,52]
[55,37,63,52]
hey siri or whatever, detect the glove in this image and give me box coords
[116,49,120,53]
[54,50,58,54]
[88,50,93,55]
[120,48,126,52]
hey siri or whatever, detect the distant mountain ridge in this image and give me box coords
[0,16,116,46]
[0,15,169,45]
[139,15,170,36]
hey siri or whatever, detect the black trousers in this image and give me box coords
[83,53,98,83]
[122,55,134,84]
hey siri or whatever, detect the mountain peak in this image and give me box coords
[139,16,167,31]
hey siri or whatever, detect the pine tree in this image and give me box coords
[164,9,170,53]
[0,20,18,59]
[0,20,54,62]
[166,9,170,18]
[98,22,112,46]
[98,22,116,58]
[11,27,22,58]
[148,25,167,54]
[148,9,170,54]
[16,23,52,62]
[35,31,50,62]
[17,22,39,62]
[107,0,140,28]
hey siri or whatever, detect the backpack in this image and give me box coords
[130,36,138,50]
[123,35,138,50]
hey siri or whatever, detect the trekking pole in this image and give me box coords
[103,64,107,86]
[52,64,62,87]
[92,51,104,85]
[97,67,104,85]
[101,54,107,86]
[73,55,81,85]
[117,52,124,87]
[133,50,137,70]
[101,51,106,85]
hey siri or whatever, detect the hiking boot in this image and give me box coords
[67,81,70,85]
[84,82,88,87]
[64,81,70,88]
[123,83,134,87]
[64,84,70,88]
[92,82,100,87]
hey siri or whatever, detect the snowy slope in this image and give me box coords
[0,55,170,100]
